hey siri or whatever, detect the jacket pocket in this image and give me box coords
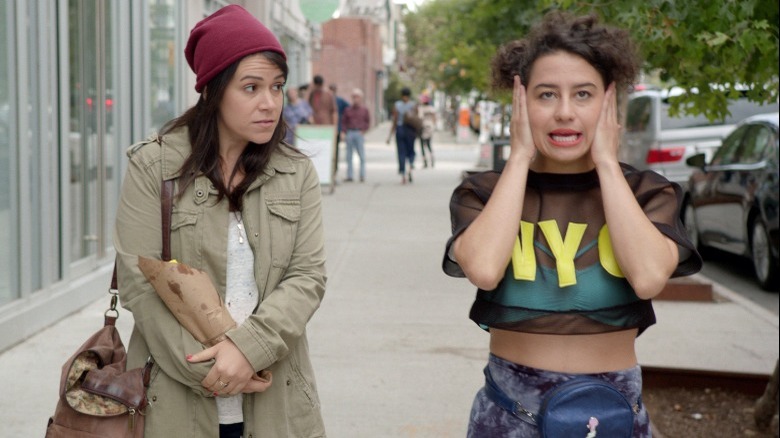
[266,196,300,269]
[170,210,199,261]
[286,345,324,436]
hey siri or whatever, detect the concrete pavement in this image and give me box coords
[1,122,776,437]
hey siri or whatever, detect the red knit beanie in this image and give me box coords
[185,5,287,93]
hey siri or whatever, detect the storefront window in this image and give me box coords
[69,0,100,261]
[24,1,44,291]
[149,0,176,131]
[103,2,120,258]
[0,1,14,304]
[68,0,118,261]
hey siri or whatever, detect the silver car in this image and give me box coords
[620,88,778,190]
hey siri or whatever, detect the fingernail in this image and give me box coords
[186,354,192,360]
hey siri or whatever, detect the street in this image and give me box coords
[700,249,779,315]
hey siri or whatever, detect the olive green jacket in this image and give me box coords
[113,128,327,437]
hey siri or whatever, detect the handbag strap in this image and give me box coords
[160,179,174,262]
[483,365,539,423]
[109,178,174,292]
[102,179,173,389]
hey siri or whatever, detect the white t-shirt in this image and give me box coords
[216,211,259,425]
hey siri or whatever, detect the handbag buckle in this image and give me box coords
[513,402,537,422]
[105,288,120,319]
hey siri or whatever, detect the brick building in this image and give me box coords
[312,17,386,125]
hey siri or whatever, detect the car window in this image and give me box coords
[738,125,774,164]
[660,103,717,129]
[625,96,652,133]
[728,101,779,125]
[711,124,749,165]
[660,98,779,130]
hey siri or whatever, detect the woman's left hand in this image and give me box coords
[590,82,621,167]
[187,338,257,396]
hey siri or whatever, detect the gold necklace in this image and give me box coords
[233,211,245,244]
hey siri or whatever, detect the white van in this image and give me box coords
[619,88,778,189]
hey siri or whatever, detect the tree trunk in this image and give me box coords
[754,359,779,435]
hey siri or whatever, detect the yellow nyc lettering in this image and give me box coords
[511,220,625,287]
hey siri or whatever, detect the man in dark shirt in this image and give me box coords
[341,88,371,182]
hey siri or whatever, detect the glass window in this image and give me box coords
[69,0,100,261]
[660,101,718,129]
[661,97,779,130]
[0,1,14,304]
[149,0,177,131]
[23,1,44,291]
[103,1,119,257]
[738,125,773,164]
[69,0,118,261]
[625,96,652,133]
[711,124,749,166]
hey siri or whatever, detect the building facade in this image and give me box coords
[313,16,385,122]
[0,0,313,352]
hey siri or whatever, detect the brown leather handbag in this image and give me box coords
[44,314,152,437]
[45,179,174,437]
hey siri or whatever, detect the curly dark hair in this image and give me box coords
[491,11,640,92]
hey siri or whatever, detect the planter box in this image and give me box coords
[656,277,714,302]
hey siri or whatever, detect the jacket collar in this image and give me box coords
[159,127,297,182]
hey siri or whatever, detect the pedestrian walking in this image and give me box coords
[308,74,337,125]
[386,87,417,184]
[113,5,327,437]
[282,87,313,146]
[418,94,436,168]
[341,88,371,182]
[442,11,702,437]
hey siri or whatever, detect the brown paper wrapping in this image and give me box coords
[137,256,236,347]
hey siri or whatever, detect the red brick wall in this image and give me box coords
[313,17,385,126]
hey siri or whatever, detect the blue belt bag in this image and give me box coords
[484,366,639,437]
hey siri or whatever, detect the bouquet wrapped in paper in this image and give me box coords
[137,256,236,347]
[137,256,272,389]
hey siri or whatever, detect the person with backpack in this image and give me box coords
[386,87,418,184]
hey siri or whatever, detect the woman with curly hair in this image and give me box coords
[442,12,702,437]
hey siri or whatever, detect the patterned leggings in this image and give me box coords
[468,354,652,438]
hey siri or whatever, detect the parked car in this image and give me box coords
[684,112,779,290]
[620,88,779,189]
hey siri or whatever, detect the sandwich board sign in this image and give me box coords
[295,124,336,192]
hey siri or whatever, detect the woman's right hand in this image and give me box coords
[187,339,258,396]
[243,369,273,393]
[509,75,536,163]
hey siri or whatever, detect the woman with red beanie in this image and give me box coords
[113,5,327,437]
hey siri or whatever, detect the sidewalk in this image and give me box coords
[1,122,776,437]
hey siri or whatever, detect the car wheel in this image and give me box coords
[751,220,779,291]
[683,202,700,251]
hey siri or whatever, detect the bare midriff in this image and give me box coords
[490,328,639,373]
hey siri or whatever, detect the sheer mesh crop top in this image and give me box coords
[442,165,702,336]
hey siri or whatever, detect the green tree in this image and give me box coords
[403,0,537,97]
[404,0,779,120]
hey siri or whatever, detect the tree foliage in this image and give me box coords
[403,0,538,97]
[403,0,779,120]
